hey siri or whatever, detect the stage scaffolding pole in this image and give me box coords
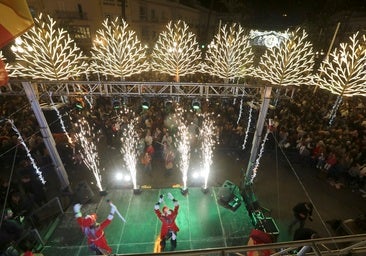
[241,86,272,197]
[22,82,71,191]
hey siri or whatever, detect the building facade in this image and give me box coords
[26,0,220,52]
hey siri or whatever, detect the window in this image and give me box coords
[139,6,147,21]
[73,26,91,39]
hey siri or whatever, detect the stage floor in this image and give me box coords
[40,187,256,255]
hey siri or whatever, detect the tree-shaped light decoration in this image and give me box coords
[90,18,149,79]
[202,23,254,82]
[11,13,88,80]
[245,28,315,185]
[255,28,315,86]
[315,32,366,125]
[173,106,191,192]
[151,20,202,82]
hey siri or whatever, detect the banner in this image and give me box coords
[0,0,34,48]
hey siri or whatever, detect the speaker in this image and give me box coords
[217,180,242,211]
[74,180,95,204]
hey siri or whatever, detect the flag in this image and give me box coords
[0,59,8,86]
[0,0,34,49]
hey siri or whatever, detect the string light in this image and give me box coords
[236,97,243,124]
[8,119,45,184]
[242,101,253,150]
[250,129,270,183]
[48,92,73,144]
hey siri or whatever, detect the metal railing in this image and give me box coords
[118,234,366,256]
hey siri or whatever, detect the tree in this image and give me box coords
[315,32,366,125]
[255,28,315,86]
[90,18,149,80]
[11,13,88,80]
[244,28,315,187]
[202,22,254,82]
[151,20,202,82]
[316,32,366,97]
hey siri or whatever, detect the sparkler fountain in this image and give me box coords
[199,113,216,193]
[74,117,104,193]
[120,115,140,194]
[174,108,191,195]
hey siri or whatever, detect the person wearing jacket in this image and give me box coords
[73,202,116,255]
[154,193,179,251]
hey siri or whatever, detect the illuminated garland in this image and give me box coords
[8,119,45,184]
[328,96,342,126]
[250,129,270,183]
[49,92,73,144]
[242,102,253,150]
[236,97,243,124]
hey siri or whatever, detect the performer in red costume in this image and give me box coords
[154,192,179,251]
[73,202,116,255]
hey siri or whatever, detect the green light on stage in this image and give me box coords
[75,101,84,110]
[142,101,149,110]
[192,99,200,110]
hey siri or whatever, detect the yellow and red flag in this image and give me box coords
[0,0,34,49]
[0,59,8,85]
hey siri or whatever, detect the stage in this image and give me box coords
[40,187,254,255]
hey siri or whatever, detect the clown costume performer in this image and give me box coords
[154,192,179,251]
[73,202,116,255]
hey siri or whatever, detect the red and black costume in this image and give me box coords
[154,193,179,250]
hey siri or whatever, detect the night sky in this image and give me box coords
[196,0,366,29]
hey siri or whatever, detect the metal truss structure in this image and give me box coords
[1,81,294,101]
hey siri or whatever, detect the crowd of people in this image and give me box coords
[0,83,366,254]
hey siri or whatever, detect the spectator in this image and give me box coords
[288,202,313,232]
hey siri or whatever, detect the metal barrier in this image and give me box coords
[118,234,366,256]
[26,197,64,247]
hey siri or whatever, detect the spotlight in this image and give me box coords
[115,172,123,181]
[142,99,150,110]
[164,99,173,108]
[181,187,189,195]
[75,100,84,110]
[192,99,201,110]
[133,185,142,195]
[201,186,209,194]
[112,98,121,109]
